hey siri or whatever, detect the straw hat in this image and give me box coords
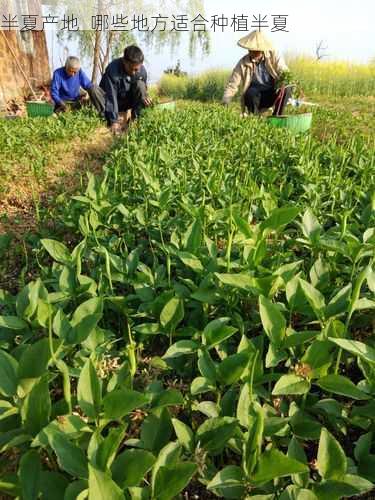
[237,30,274,51]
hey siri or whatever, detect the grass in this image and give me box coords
[0,109,101,185]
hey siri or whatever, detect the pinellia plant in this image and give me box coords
[0,103,374,499]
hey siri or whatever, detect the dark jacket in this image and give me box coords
[99,58,147,124]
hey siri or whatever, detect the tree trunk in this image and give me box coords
[92,30,102,83]
[91,0,104,83]
[102,31,113,73]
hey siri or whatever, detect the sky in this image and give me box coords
[45,0,375,82]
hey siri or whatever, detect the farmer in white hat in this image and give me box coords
[222,30,290,115]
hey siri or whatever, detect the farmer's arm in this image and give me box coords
[79,69,93,91]
[274,52,289,75]
[51,70,62,105]
[140,66,152,106]
[222,61,242,105]
[100,71,119,125]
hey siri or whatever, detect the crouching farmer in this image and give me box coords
[50,56,102,113]
[222,30,290,116]
[97,45,152,134]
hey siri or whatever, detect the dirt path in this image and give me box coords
[0,126,113,237]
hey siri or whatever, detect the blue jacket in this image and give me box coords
[51,67,92,105]
[100,58,147,124]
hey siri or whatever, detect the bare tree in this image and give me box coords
[315,40,329,60]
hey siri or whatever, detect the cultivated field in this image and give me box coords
[0,61,374,499]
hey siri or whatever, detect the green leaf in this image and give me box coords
[284,330,318,349]
[301,208,322,242]
[317,375,371,400]
[217,351,250,385]
[163,340,198,360]
[177,251,204,272]
[299,279,326,319]
[313,475,374,500]
[196,417,238,455]
[39,471,69,500]
[301,340,334,378]
[288,437,309,488]
[329,338,375,365]
[18,338,52,380]
[0,479,20,497]
[64,481,87,500]
[22,376,51,436]
[184,219,202,253]
[88,464,124,500]
[272,374,310,396]
[252,448,309,484]
[134,323,161,335]
[317,428,347,480]
[139,408,172,453]
[41,239,71,264]
[215,272,259,291]
[77,359,102,419]
[95,427,125,471]
[160,297,184,331]
[153,462,197,500]
[172,418,195,453]
[236,383,251,428]
[68,298,103,344]
[0,315,28,330]
[151,442,181,492]
[324,284,352,318]
[202,318,238,348]
[244,402,264,477]
[19,450,41,500]
[198,349,217,381]
[48,431,88,479]
[207,465,245,499]
[112,449,155,488]
[290,409,322,440]
[190,377,216,395]
[259,295,286,346]
[151,389,184,409]
[261,206,301,232]
[103,389,149,419]
[280,485,318,500]
[0,350,18,397]
[16,280,46,320]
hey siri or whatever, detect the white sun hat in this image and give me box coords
[237,30,275,51]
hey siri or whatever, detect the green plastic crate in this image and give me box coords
[26,101,54,118]
[267,113,312,133]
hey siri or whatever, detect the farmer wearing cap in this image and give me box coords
[222,31,290,115]
[50,56,101,113]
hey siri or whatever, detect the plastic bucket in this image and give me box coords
[267,113,312,133]
[26,101,54,118]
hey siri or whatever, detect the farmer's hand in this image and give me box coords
[60,101,67,110]
[110,122,122,135]
[80,93,89,102]
[143,96,152,107]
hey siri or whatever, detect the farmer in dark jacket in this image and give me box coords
[96,45,152,134]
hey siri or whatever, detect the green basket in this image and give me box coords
[26,101,54,118]
[154,101,176,111]
[267,113,312,133]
